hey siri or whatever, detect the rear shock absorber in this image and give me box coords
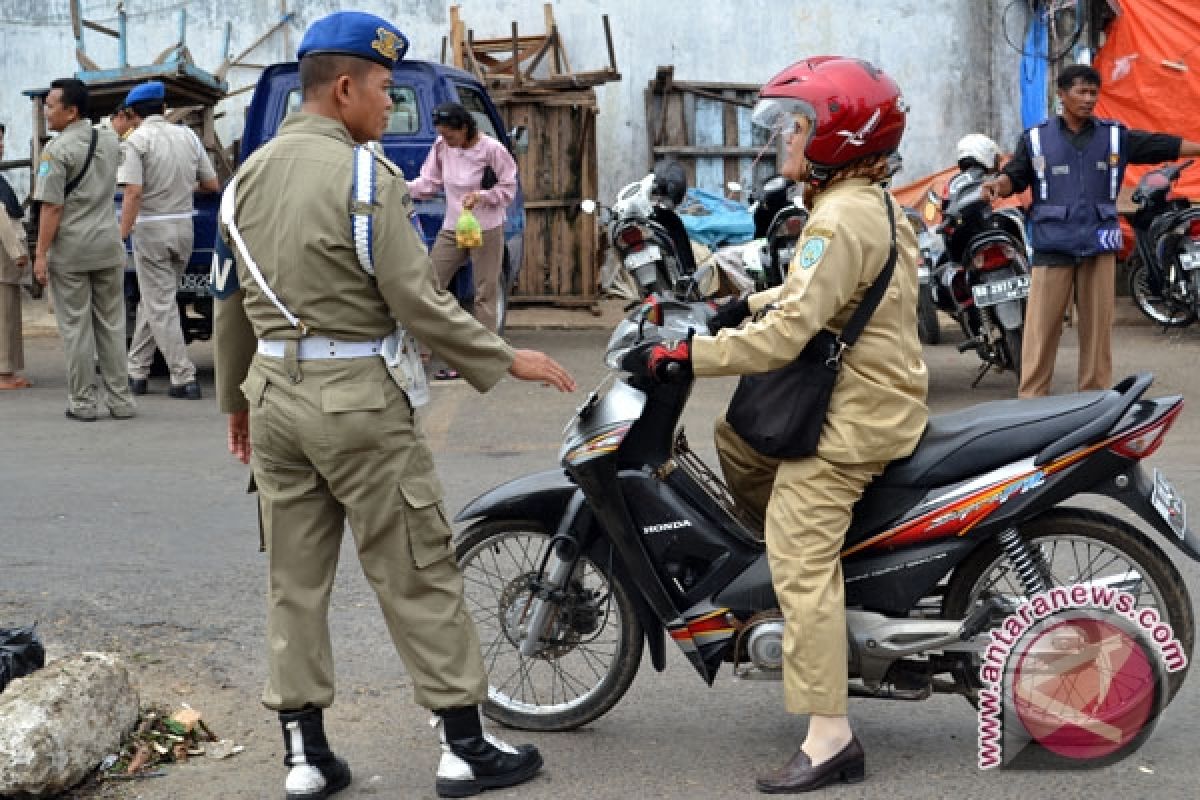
[998,527,1048,596]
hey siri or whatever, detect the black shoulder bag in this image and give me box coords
[724,189,898,459]
[28,127,98,231]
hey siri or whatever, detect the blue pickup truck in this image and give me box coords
[232,60,526,332]
[25,59,524,345]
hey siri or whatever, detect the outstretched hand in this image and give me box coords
[508,349,577,392]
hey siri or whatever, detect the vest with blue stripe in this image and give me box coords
[1026,118,1127,257]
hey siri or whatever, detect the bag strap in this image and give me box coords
[834,189,898,355]
[64,128,98,197]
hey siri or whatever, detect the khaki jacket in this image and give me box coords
[692,179,929,464]
[215,113,515,413]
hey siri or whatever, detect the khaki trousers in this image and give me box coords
[128,218,197,385]
[245,354,487,712]
[0,282,21,374]
[1018,254,1115,398]
[47,265,134,415]
[715,417,885,716]
[430,226,505,333]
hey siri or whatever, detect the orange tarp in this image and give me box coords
[1094,0,1200,200]
[892,161,1029,228]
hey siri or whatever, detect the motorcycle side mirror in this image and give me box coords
[507,125,529,156]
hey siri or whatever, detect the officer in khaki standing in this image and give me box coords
[214,12,574,800]
[32,78,135,421]
[119,80,220,399]
[622,58,928,793]
[1,121,32,390]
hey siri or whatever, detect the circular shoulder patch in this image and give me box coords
[798,236,828,270]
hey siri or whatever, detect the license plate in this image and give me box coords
[972,275,1030,307]
[625,245,662,269]
[1151,468,1188,541]
[179,273,211,294]
[1179,246,1200,271]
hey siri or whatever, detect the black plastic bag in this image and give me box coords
[1,624,46,694]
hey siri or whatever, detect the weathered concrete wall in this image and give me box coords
[0,0,1026,199]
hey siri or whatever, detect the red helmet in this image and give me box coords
[753,56,906,182]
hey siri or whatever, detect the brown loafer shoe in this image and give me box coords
[755,736,864,794]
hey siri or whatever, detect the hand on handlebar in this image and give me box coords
[620,338,693,383]
[707,292,752,334]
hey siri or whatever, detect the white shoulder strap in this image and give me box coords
[1029,127,1047,201]
[352,144,377,275]
[220,176,307,333]
[1109,124,1121,201]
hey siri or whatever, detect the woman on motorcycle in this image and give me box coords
[622,57,928,792]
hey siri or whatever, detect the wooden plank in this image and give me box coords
[653,145,775,157]
[694,96,724,193]
[723,90,740,190]
[653,65,673,147]
[677,85,756,108]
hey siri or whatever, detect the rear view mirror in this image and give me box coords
[508,125,529,156]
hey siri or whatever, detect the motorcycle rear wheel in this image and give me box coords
[1002,326,1023,380]
[1128,257,1197,327]
[943,508,1194,705]
[455,520,644,731]
[917,289,941,345]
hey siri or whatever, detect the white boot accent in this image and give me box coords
[483,732,519,755]
[432,715,477,781]
[286,765,328,794]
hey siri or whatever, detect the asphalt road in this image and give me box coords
[3,313,1200,799]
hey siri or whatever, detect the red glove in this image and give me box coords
[620,339,692,382]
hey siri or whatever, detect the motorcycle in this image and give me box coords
[1125,160,1200,328]
[748,175,809,289]
[584,162,697,298]
[930,167,1031,386]
[454,298,1196,733]
[906,205,943,346]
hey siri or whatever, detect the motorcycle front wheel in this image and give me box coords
[917,287,941,345]
[455,520,644,731]
[943,508,1195,705]
[1129,257,1197,327]
[1001,326,1023,380]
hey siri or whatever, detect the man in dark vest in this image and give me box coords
[984,64,1200,398]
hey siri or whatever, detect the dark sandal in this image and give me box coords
[434,368,461,381]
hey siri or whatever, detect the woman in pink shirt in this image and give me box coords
[408,103,518,378]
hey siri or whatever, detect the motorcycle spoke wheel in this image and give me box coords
[456,520,644,731]
[1129,259,1196,327]
[944,509,1194,705]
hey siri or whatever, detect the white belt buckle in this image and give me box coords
[381,326,429,407]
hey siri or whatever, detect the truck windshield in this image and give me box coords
[284,85,421,135]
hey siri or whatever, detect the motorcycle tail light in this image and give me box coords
[1108,401,1184,460]
[1187,219,1200,239]
[617,225,645,250]
[783,216,807,237]
[972,242,1018,271]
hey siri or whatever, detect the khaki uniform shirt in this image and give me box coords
[215,113,515,414]
[692,178,929,464]
[118,115,217,216]
[32,120,125,272]
[0,215,28,284]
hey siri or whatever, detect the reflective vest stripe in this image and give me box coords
[1109,124,1121,201]
[1029,127,1047,201]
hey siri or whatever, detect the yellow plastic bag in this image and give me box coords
[455,209,483,249]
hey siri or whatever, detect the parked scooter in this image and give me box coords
[454,298,1195,737]
[931,136,1031,385]
[1125,160,1200,328]
[905,205,943,345]
[584,161,697,298]
[748,175,809,288]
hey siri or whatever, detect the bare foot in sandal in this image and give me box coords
[0,374,32,390]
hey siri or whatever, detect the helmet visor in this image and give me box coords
[751,97,814,137]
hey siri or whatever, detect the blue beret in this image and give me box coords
[297,12,408,68]
[123,80,165,107]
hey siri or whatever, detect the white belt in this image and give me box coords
[257,337,383,360]
[138,211,196,222]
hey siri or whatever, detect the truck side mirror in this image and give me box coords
[508,125,529,156]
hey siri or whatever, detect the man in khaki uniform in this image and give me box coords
[622,59,928,793]
[119,80,220,399]
[214,12,574,800]
[32,78,135,421]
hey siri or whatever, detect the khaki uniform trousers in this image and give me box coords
[1018,254,1115,398]
[245,353,488,712]
[47,265,134,415]
[430,226,505,333]
[715,416,886,716]
[0,283,21,374]
[129,218,197,385]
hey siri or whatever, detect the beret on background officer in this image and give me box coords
[213,10,572,800]
[123,79,165,106]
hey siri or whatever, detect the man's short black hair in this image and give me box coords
[129,100,165,119]
[50,78,89,117]
[299,54,376,100]
[1057,64,1101,92]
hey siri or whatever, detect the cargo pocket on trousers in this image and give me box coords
[403,477,453,569]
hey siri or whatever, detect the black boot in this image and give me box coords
[434,706,543,798]
[279,708,352,800]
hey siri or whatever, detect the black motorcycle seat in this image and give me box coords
[876,389,1114,487]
